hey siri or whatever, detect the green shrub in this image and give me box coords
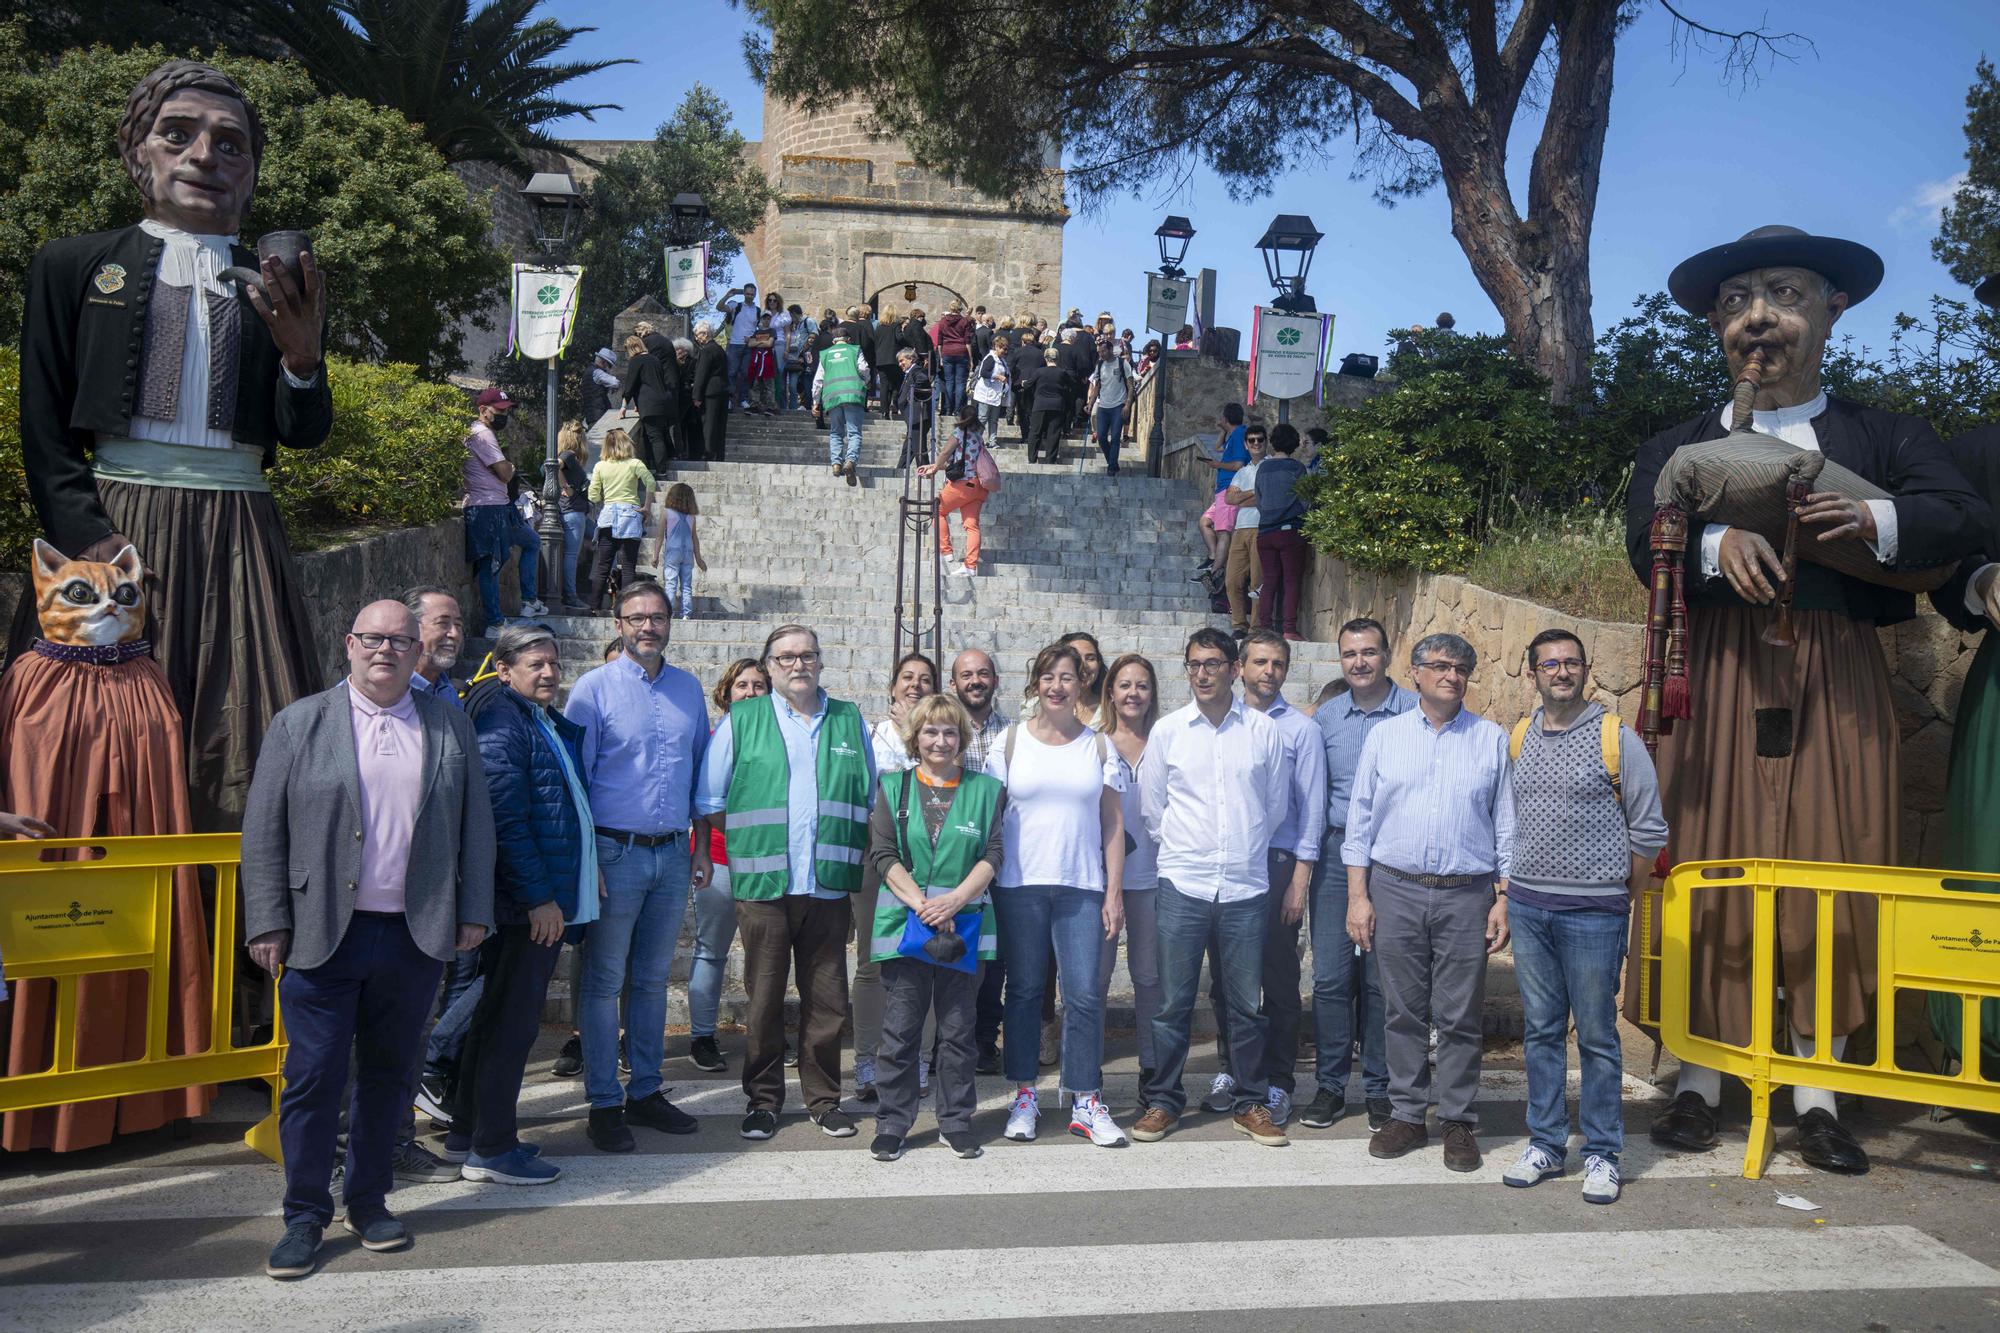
[1464,504,1646,624]
[0,345,33,571]
[268,358,468,548]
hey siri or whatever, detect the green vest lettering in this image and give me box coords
[867,770,1002,963]
[724,694,872,900]
[818,343,866,410]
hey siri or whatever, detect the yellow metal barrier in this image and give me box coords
[0,833,283,1161]
[1655,857,2000,1178]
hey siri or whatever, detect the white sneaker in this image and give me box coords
[1201,1071,1237,1114]
[1581,1154,1621,1204]
[1004,1087,1039,1142]
[1067,1093,1128,1147]
[519,600,548,617]
[1265,1086,1293,1127]
[947,563,975,578]
[1502,1143,1564,1189]
[853,1054,876,1096]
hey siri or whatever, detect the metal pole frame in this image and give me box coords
[892,355,944,676]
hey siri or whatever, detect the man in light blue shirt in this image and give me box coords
[1297,618,1414,1132]
[693,624,876,1141]
[1203,630,1326,1127]
[1342,631,1512,1174]
[561,581,710,1153]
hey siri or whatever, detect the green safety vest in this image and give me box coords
[723,694,872,900]
[818,343,866,409]
[866,769,1002,963]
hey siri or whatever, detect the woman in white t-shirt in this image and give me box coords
[983,642,1127,1148]
[1095,653,1162,1094]
[854,651,939,1102]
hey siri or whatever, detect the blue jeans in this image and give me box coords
[580,835,692,1108]
[993,884,1106,1092]
[561,510,588,605]
[939,355,969,415]
[466,504,540,622]
[663,556,695,618]
[278,914,443,1227]
[826,402,864,467]
[1510,897,1628,1162]
[726,342,750,407]
[1307,856,1388,1100]
[687,862,738,1038]
[1094,404,1126,474]
[1146,882,1268,1116]
[776,363,796,411]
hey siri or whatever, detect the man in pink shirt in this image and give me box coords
[462,387,545,626]
[243,599,495,1280]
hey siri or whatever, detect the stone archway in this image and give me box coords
[860,252,982,318]
[867,279,966,321]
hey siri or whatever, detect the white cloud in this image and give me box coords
[1889,171,1968,228]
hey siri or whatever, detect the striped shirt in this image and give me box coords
[1340,705,1514,880]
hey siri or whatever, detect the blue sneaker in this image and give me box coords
[460,1146,561,1186]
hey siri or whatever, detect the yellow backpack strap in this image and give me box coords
[469,649,498,686]
[1600,711,1622,799]
[1508,717,1530,762]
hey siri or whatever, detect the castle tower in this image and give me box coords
[741,93,1065,317]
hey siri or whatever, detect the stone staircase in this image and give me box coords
[479,407,1400,1038]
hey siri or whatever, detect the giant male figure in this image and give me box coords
[16,59,331,832]
[1624,226,1988,1174]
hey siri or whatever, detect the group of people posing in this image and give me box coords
[241,587,1669,1281]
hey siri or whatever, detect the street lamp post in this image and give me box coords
[1154,215,1196,278]
[1255,214,1324,424]
[520,171,585,609]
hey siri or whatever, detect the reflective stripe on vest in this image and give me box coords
[866,770,1001,962]
[723,694,872,900]
[819,344,866,409]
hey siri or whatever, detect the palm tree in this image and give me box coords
[240,0,633,174]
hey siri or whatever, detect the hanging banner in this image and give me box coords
[1145,273,1188,336]
[508,264,583,360]
[1246,306,1333,403]
[665,243,709,308]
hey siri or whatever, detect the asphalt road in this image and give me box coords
[2,1028,1997,1331]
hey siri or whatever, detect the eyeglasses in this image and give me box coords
[619,613,671,627]
[1535,657,1586,674]
[352,632,416,653]
[1184,658,1232,678]
[772,651,822,668]
[1415,660,1470,677]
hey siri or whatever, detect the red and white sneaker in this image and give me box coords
[1004,1086,1039,1142]
[1068,1092,1128,1147]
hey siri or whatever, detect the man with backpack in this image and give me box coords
[1084,336,1136,475]
[1500,629,1667,1206]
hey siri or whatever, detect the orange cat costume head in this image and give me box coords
[29,538,151,659]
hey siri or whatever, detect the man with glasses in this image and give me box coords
[1298,618,1411,1133]
[242,599,494,1279]
[1221,424,1270,641]
[1341,632,1512,1172]
[695,624,876,1140]
[1502,630,1665,1204]
[562,582,710,1153]
[1132,628,1289,1146]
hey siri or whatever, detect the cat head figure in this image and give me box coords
[31,539,147,647]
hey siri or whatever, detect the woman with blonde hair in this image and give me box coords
[872,305,904,418]
[554,421,592,611]
[584,428,653,613]
[1096,654,1164,1094]
[863,693,1005,1160]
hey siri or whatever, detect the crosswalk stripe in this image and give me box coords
[1,1225,1990,1329]
[0,1133,1802,1225]
[197,1067,1669,1125]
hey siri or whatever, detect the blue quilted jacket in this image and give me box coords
[470,684,590,925]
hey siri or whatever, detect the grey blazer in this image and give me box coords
[242,681,497,970]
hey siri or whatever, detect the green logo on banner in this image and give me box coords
[536,284,561,306]
[677,257,694,272]
[1276,326,1301,346]
[1160,286,1178,301]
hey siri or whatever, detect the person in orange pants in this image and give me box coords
[923,409,993,578]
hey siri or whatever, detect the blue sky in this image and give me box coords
[544,1,1992,367]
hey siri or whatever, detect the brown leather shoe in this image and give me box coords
[1441,1120,1481,1172]
[1233,1103,1289,1147]
[1369,1116,1428,1159]
[1129,1107,1178,1142]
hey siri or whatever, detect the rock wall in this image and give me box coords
[1295,557,1978,868]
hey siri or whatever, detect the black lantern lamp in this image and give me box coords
[520,172,584,253]
[669,191,709,244]
[1256,213,1323,314]
[1155,215,1196,278]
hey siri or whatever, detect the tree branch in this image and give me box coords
[1658,1,1815,86]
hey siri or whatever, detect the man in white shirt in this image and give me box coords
[1221,424,1270,640]
[715,283,762,411]
[1131,628,1290,1147]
